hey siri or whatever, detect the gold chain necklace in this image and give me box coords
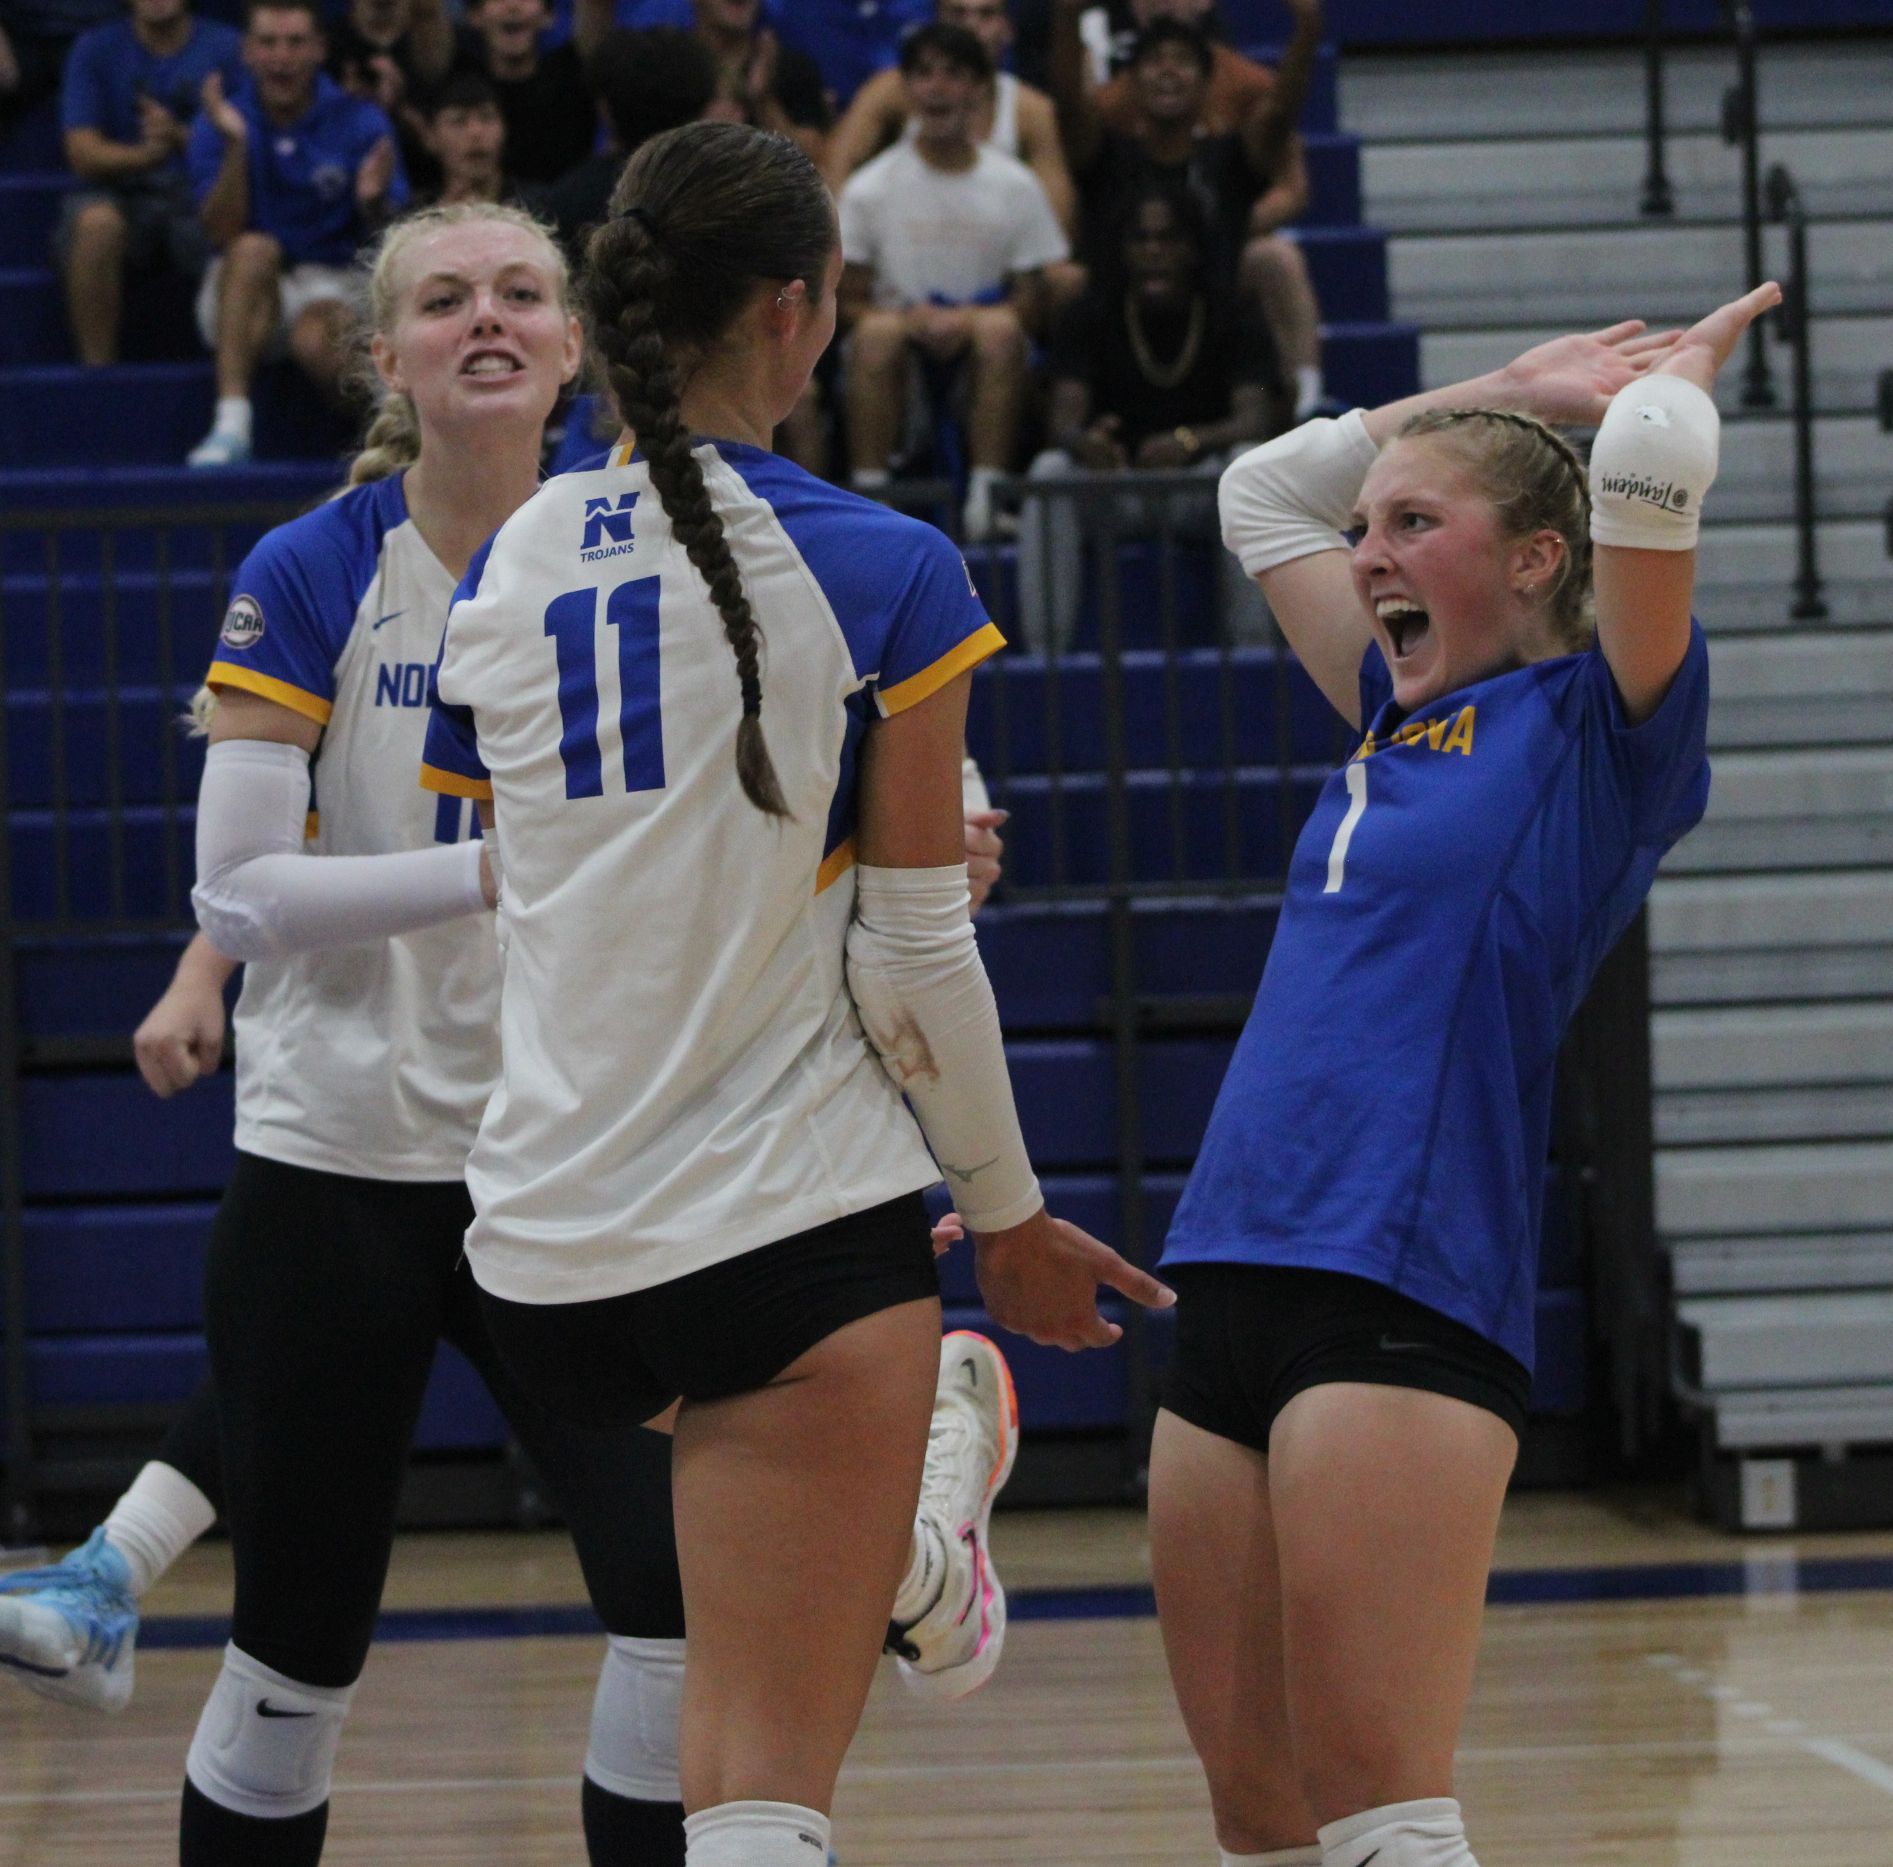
[1124,292,1205,390]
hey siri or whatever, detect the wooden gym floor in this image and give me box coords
[5,1489,1893,1864]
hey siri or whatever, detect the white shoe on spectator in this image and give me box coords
[187,397,254,468]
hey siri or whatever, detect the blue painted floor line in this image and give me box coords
[127,1550,1893,1654]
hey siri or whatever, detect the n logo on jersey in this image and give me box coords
[581,492,642,563]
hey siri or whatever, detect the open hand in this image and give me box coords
[975,1210,1176,1352]
[1648,281,1782,394]
[1491,319,1687,427]
[137,94,187,159]
[356,135,397,209]
[930,1211,965,1257]
[1071,415,1127,470]
[201,71,248,142]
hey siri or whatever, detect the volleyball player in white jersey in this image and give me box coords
[421,120,1173,1867]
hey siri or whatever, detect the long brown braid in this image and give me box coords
[581,123,834,819]
[1398,406,1596,652]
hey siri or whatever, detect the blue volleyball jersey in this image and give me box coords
[1163,625,1711,1370]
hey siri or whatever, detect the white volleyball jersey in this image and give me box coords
[423,440,1004,1304]
[207,474,498,1181]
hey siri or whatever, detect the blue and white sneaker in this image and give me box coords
[0,1528,139,1712]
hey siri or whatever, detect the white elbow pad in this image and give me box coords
[1219,408,1379,577]
[846,863,1042,1234]
[191,740,312,961]
[1589,374,1720,551]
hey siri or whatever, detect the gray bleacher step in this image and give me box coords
[1420,309,1893,412]
[1704,628,1893,702]
[1654,1000,1893,1089]
[1710,414,1888,523]
[1691,581,1888,633]
[1674,1289,1893,1388]
[1657,1084,1893,1147]
[1657,1139,1893,1236]
[1708,696,1893,749]
[1654,947,1893,1006]
[1670,1231,1893,1295]
[1690,744,1893,821]
[1693,517,1884,595]
[1686,1382,1893,1450]
[1341,43,1893,143]
[1389,219,1893,328]
[1667,817,1893,872]
[1363,126,1893,232]
[1651,869,1893,951]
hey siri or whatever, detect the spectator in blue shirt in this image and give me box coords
[184,0,407,465]
[57,0,241,364]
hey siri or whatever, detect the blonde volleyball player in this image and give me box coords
[1148,282,1779,1867]
[420,120,1174,1867]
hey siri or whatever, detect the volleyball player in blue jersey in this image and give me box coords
[1147,283,1780,1867]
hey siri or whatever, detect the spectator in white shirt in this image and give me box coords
[838,21,1067,539]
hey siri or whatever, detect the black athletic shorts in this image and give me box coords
[480,1191,941,1432]
[1162,1261,1532,1448]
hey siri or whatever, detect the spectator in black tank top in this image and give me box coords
[1050,1,1327,418]
[453,0,609,186]
[1016,178,1278,650]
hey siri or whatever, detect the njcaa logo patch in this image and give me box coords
[221,593,265,651]
[581,491,641,563]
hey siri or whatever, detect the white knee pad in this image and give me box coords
[1318,1798,1476,1867]
[585,1634,685,1803]
[185,1642,355,1821]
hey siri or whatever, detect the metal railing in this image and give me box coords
[1722,0,1778,408]
[1764,165,1828,620]
[0,501,298,1538]
[1640,0,1676,216]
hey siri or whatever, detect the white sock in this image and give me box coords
[1319,1799,1476,1867]
[850,466,891,491]
[684,1799,830,1866]
[102,1460,217,1596]
[1222,1848,1323,1865]
[890,1514,946,1625]
[212,396,253,442]
[1293,365,1324,420]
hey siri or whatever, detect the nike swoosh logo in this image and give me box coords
[257,1700,314,1718]
[0,1650,71,1681]
[1355,1851,1381,1867]
[371,610,405,630]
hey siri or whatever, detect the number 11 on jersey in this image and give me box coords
[1324,761,1368,894]
[544,578,665,800]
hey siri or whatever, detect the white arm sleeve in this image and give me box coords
[961,753,991,817]
[1218,408,1380,577]
[1588,373,1721,552]
[845,863,1043,1233]
[191,739,488,963]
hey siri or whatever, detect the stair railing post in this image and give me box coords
[1641,0,1675,216]
[1764,165,1827,620]
[1723,0,1776,406]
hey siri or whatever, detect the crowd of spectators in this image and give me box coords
[20,0,1332,548]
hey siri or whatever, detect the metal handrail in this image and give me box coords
[1765,164,1828,620]
[1722,0,1777,406]
[1641,0,1675,216]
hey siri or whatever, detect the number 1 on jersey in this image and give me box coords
[544,579,665,800]
[1325,761,1368,894]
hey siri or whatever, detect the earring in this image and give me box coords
[776,289,793,310]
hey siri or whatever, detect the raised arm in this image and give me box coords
[1016,84,1077,235]
[823,65,905,192]
[405,0,456,86]
[1220,320,1686,727]
[1246,0,1322,173]
[1047,0,1102,175]
[1591,282,1779,721]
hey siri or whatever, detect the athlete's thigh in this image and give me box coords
[1266,1381,1516,1817]
[1149,1407,1300,1784]
[668,1296,940,1813]
[446,1265,685,1641]
[204,1155,457,1686]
